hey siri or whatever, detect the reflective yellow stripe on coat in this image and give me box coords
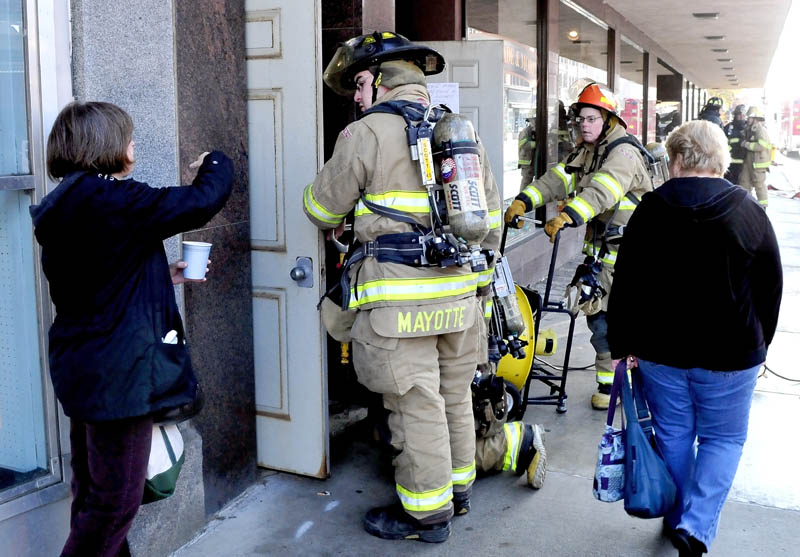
[304,184,346,225]
[348,274,480,308]
[592,172,623,203]
[521,184,544,206]
[582,242,617,266]
[477,267,494,289]
[552,163,575,196]
[489,208,502,230]
[355,190,430,217]
[566,196,596,222]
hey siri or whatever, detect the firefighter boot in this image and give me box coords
[591,383,612,410]
[591,352,614,410]
[453,489,471,516]
[515,424,547,488]
[363,504,451,543]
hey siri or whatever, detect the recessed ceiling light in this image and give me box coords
[568,29,579,40]
[693,12,720,20]
[716,58,732,62]
[705,35,726,40]
[722,67,734,70]
[711,48,729,53]
[725,74,736,77]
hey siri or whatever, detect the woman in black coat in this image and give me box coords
[606,120,782,556]
[30,101,233,556]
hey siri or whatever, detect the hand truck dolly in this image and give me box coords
[493,218,578,415]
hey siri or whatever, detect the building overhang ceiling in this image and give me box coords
[604,0,791,89]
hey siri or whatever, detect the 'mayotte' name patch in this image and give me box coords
[369,300,477,338]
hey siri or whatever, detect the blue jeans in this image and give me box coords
[637,359,759,550]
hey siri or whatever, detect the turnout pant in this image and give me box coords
[725,162,742,185]
[739,166,769,207]
[351,301,480,523]
[586,311,613,386]
[475,420,526,474]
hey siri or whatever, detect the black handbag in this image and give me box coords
[151,383,204,426]
[620,363,678,519]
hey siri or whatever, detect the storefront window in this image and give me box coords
[0,1,30,175]
[655,59,682,142]
[619,36,644,143]
[0,0,49,500]
[558,1,608,103]
[466,0,538,243]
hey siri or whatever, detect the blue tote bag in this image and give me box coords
[620,363,677,518]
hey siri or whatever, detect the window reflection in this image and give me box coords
[619,36,644,142]
[466,0,539,243]
[0,1,48,499]
[558,0,608,105]
[0,1,30,175]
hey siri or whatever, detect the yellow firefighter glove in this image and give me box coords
[544,212,573,243]
[504,199,527,228]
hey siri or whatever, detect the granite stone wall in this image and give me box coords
[173,0,257,516]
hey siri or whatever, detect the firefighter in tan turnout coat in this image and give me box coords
[505,81,654,410]
[739,106,772,208]
[304,32,514,543]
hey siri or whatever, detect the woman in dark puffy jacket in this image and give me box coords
[607,120,782,556]
[30,101,232,556]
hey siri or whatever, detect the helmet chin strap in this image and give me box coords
[598,110,612,143]
[371,66,382,105]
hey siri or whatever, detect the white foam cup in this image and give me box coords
[182,241,212,279]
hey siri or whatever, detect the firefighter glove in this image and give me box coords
[544,212,573,242]
[504,199,527,228]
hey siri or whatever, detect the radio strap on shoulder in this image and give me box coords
[598,134,655,172]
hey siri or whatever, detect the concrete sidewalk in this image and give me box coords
[173,191,800,557]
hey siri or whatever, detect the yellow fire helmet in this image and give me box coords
[746,106,765,119]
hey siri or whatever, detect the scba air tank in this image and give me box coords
[433,113,490,243]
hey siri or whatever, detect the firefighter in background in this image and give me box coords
[306,32,509,543]
[557,100,575,160]
[698,96,724,129]
[471,372,546,502]
[518,113,537,190]
[504,81,654,410]
[740,105,772,209]
[724,104,748,184]
[518,103,574,191]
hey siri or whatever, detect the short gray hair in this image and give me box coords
[665,120,731,176]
